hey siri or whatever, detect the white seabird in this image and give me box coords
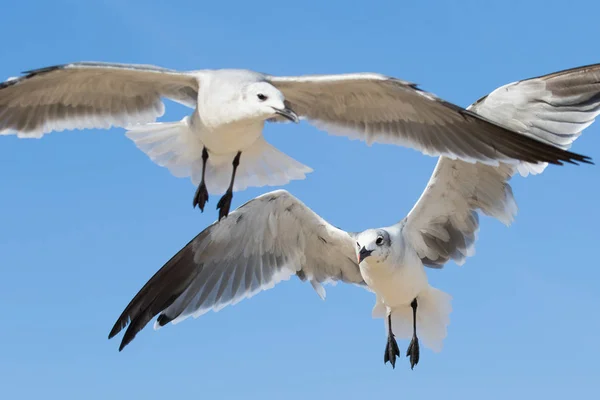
[0,62,592,219]
[108,62,600,369]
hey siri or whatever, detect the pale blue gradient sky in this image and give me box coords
[1,1,599,399]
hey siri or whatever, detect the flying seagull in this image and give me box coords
[108,62,600,369]
[0,63,592,219]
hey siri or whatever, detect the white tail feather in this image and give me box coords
[126,118,313,194]
[202,136,313,194]
[380,286,452,353]
[126,117,201,179]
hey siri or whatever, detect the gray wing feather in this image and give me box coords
[404,63,600,269]
[402,158,516,269]
[0,62,199,137]
[268,73,591,166]
[468,63,600,176]
[109,190,362,351]
[470,63,600,147]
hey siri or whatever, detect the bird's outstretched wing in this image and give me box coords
[468,63,600,176]
[109,190,362,351]
[0,62,199,137]
[268,73,591,166]
[401,157,515,268]
[402,63,600,268]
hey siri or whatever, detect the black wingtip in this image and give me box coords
[540,147,593,166]
[541,144,592,166]
[106,232,207,352]
[118,323,141,352]
[156,313,175,327]
[564,151,594,166]
[461,105,596,167]
[1,65,66,90]
[21,65,65,76]
[117,321,143,351]
[109,320,131,352]
[108,320,127,341]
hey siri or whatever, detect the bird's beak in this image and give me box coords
[273,106,299,123]
[358,247,373,264]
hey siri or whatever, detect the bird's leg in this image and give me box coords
[216,151,242,221]
[406,298,420,370]
[383,310,400,369]
[192,147,210,211]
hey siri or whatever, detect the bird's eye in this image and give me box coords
[257,93,268,101]
[375,236,384,246]
[356,242,361,249]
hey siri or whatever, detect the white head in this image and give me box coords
[241,81,299,123]
[355,229,393,265]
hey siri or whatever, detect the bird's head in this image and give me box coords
[243,82,299,123]
[355,229,392,265]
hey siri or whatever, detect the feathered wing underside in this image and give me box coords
[402,157,517,268]
[268,73,591,166]
[402,63,600,268]
[0,62,199,137]
[468,63,600,176]
[108,190,363,350]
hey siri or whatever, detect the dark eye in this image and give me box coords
[257,93,268,101]
[356,242,361,249]
[375,236,384,246]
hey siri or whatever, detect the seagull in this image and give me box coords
[108,62,600,369]
[0,62,593,219]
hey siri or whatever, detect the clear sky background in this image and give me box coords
[1,1,599,399]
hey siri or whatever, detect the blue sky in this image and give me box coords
[1,0,599,398]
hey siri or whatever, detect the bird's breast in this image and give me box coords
[360,258,428,308]
[192,112,265,155]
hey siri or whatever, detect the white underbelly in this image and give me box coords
[192,114,265,155]
[361,260,428,308]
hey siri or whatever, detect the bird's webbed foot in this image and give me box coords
[406,335,420,370]
[217,190,233,221]
[384,329,401,368]
[193,181,209,211]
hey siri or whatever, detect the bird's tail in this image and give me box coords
[206,136,313,195]
[375,285,452,353]
[126,116,203,181]
[126,118,312,194]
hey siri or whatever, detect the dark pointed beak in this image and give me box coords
[358,247,373,264]
[273,106,299,123]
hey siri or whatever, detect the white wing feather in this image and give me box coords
[469,63,600,176]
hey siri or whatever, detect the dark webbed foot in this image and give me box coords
[192,181,209,211]
[216,151,241,221]
[384,332,401,369]
[406,335,420,370]
[406,298,420,370]
[217,190,233,221]
[193,147,210,211]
